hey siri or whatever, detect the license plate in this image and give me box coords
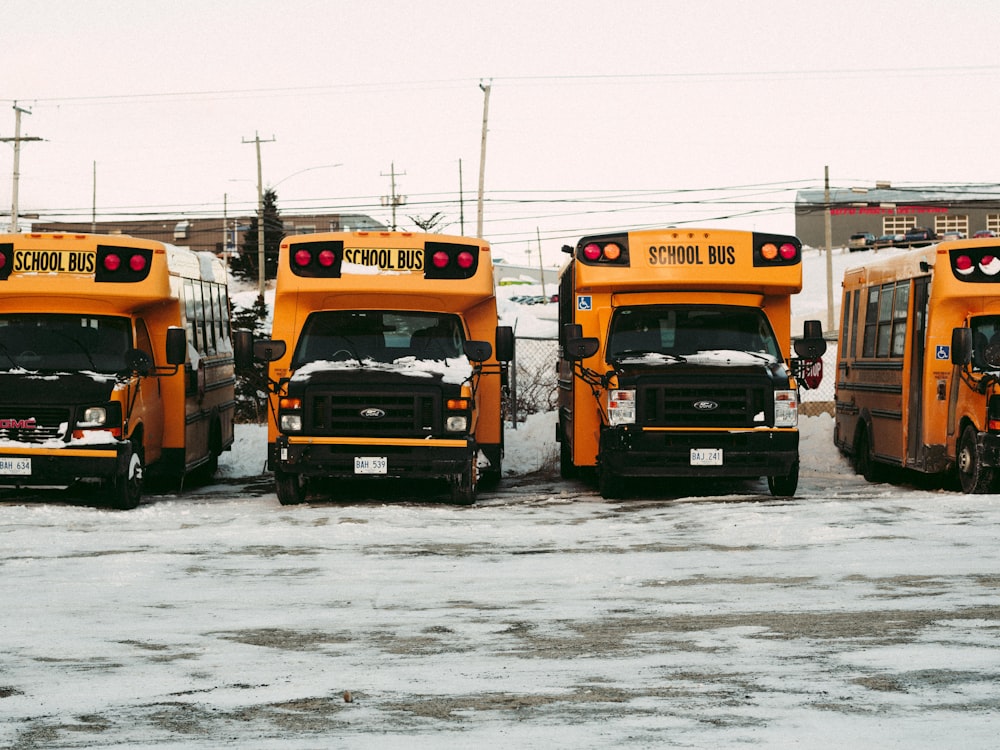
[354,456,387,474]
[690,448,723,466]
[0,456,32,475]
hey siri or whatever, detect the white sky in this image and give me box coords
[3,0,999,265]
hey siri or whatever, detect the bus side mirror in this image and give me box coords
[793,319,827,359]
[253,339,287,363]
[125,349,152,377]
[233,329,254,370]
[495,325,514,362]
[562,323,583,347]
[565,336,600,361]
[952,327,972,366]
[165,326,187,366]
[464,340,492,363]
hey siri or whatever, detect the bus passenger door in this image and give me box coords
[134,320,165,464]
[906,277,930,463]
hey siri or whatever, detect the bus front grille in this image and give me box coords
[305,391,440,437]
[640,384,768,428]
[0,407,69,443]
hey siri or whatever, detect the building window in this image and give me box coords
[884,216,916,234]
[936,215,968,236]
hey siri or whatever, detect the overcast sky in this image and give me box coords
[3,0,998,264]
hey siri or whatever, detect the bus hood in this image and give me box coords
[290,357,473,387]
[0,371,119,404]
[613,355,790,383]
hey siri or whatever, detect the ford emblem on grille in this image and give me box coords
[693,400,719,411]
[360,408,386,419]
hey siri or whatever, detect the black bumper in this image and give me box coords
[599,427,799,478]
[0,443,130,487]
[270,437,474,480]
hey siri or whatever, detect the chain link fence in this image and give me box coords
[508,336,559,427]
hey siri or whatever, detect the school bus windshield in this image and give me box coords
[606,305,782,363]
[0,314,131,373]
[291,310,466,368]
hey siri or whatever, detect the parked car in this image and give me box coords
[974,230,997,239]
[941,230,967,241]
[848,232,876,251]
[875,233,902,248]
[903,227,936,246]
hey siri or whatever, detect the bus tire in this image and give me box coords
[597,463,623,499]
[275,468,308,505]
[767,462,799,497]
[450,458,477,505]
[853,423,882,482]
[110,442,144,510]
[559,425,577,480]
[957,424,993,494]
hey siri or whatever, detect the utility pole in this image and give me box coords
[242,132,275,302]
[458,158,465,236]
[1,103,43,232]
[380,162,406,230]
[536,226,547,298]
[824,165,834,332]
[91,161,97,233]
[476,80,491,239]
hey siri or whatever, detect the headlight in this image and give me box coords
[78,406,108,428]
[774,389,798,427]
[279,413,303,432]
[608,388,636,426]
[446,415,468,432]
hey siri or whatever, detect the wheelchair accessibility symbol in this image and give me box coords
[935,345,950,360]
[577,295,592,311]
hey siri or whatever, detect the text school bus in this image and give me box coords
[557,228,826,498]
[835,239,1000,492]
[0,233,236,508]
[235,231,514,505]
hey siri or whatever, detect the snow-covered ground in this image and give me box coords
[3,244,1000,748]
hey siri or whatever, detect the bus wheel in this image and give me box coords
[767,462,799,497]
[957,424,993,494]
[597,463,623,499]
[559,423,577,480]
[111,443,144,510]
[275,468,308,505]
[450,458,477,505]
[853,423,881,482]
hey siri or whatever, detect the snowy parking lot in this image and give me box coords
[2,415,999,748]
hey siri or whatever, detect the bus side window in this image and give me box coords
[135,319,156,366]
[184,279,199,354]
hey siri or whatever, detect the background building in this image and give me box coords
[795,185,1000,248]
[31,213,386,255]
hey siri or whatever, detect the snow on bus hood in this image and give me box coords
[0,370,119,403]
[615,350,779,367]
[292,356,473,385]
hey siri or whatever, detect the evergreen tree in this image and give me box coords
[231,188,284,283]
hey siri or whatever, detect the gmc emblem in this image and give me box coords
[0,418,37,429]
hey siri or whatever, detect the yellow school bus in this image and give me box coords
[835,239,1000,492]
[235,231,513,505]
[0,232,235,508]
[557,228,825,498]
